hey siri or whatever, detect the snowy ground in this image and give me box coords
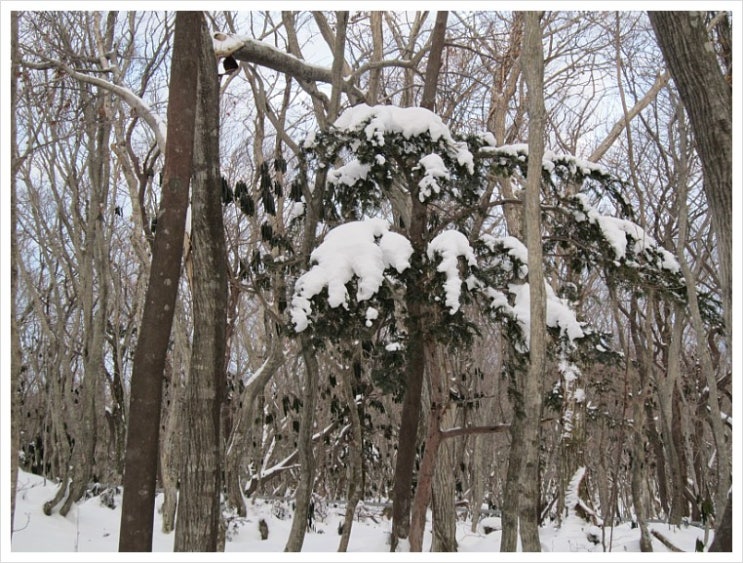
[8,470,718,561]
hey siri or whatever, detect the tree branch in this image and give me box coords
[22,57,167,153]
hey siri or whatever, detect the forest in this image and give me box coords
[7,8,735,555]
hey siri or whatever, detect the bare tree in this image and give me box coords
[10,10,23,533]
[174,12,228,551]
[512,10,547,552]
[119,11,200,552]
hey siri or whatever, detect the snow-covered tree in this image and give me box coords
[288,102,686,551]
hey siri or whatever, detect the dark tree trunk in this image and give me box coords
[118,12,200,552]
[337,361,365,552]
[390,12,448,551]
[709,491,732,552]
[648,11,732,338]
[174,13,227,552]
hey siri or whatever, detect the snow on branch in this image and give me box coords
[290,218,412,332]
[22,58,166,152]
[427,230,477,314]
[481,143,611,179]
[570,193,680,273]
[331,104,475,174]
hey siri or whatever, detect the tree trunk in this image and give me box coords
[390,12,448,551]
[501,402,524,552]
[118,12,200,552]
[709,490,732,552]
[283,339,319,552]
[337,360,364,552]
[648,12,732,340]
[224,321,285,517]
[10,10,22,533]
[59,86,112,518]
[631,392,653,552]
[174,14,227,551]
[408,344,443,552]
[160,359,184,534]
[431,405,458,552]
[517,11,547,552]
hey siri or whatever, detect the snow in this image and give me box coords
[331,104,475,174]
[364,307,379,327]
[427,230,477,314]
[480,143,610,178]
[572,194,681,272]
[212,32,246,56]
[416,153,450,201]
[327,159,372,187]
[507,282,585,349]
[10,470,715,556]
[290,218,412,332]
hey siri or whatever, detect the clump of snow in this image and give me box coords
[572,194,680,272]
[331,104,475,174]
[334,104,451,145]
[482,234,529,278]
[285,201,305,223]
[507,282,585,350]
[479,132,497,147]
[427,230,477,314]
[302,130,317,149]
[480,143,610,178]
[365,307,379,327]
[327,159,371,187]
[212,32,246,56]
[290,218,412,332]
[565,467,587,520]
[416,153,450,201]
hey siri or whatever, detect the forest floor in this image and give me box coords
[10,469,711,558]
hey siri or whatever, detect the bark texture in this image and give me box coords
[118,12,200,552]
[390,11,448,551]
[174,13,227,551]
[517,10,547,552]
[648,11,732,339]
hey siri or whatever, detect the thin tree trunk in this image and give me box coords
[337,361,364,552]
[10,10,22,533]
[517,11,547,552]
[501,401,524,552]
[408,343,444,552]
[225,321,285,516]
[631,391,653,552]
[284,340,319,552]
[431,404,458,552]
[118,12,200,552]
[674,109,731,531]
[367,11,384,105]
[59,87,112,517]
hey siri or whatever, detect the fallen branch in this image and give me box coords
[651,528,684,552]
